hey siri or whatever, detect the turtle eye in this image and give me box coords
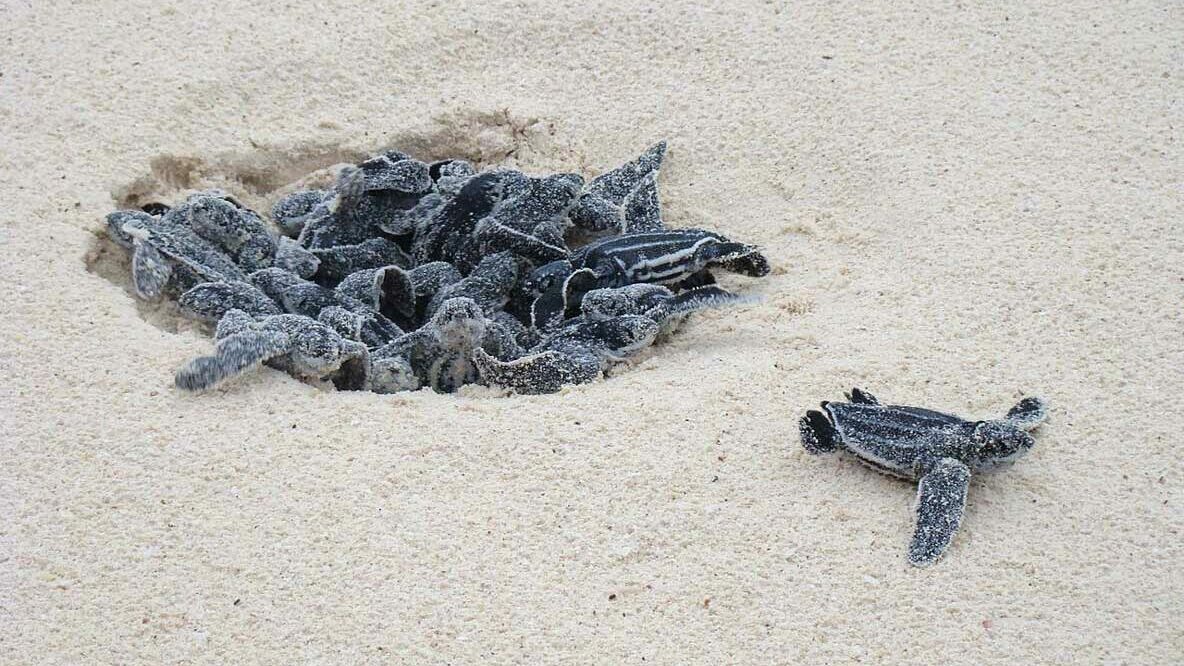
[970,421,987,441]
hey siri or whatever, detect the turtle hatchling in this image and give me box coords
[799,388,1048,566]
[175,309,370,392]
[527,228,770,330]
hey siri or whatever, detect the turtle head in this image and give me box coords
[969,420,1035,468]
[431,297,487,350]
[524,259,573,295]
[581,287,639,319]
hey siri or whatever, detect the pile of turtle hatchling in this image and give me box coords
[104,142,770,394]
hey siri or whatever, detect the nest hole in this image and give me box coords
[85,109,588,336]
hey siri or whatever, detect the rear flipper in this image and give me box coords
[908,457,971,567]
[799,409,841,454]
[1005,396,1048,431]
[845,387,880,405]
[472,348,600,394]
[175,330,290,392]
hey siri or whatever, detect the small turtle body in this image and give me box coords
[580,283,756,334]
[569,228,770,286]
[175,310,370,392]
[528,229,769,329]
[800,389,1048,567]
[368,297,521,393]
[178,280,282,322]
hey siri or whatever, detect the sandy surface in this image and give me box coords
[2,1,1182,663]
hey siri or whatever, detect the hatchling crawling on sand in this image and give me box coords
[799,389,1048,567]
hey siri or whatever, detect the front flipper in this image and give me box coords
[531,267,597,331]
[472,348,599,394]
[131,239,172,300]
[530,287,566,331]
[374,266,417,328]
[620,171,664,233]
[1005,396,1048,431]
[908,457,971,567]
[175,330,291,392]
[645,285,756,323]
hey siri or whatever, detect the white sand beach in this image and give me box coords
[1,1,1181,663]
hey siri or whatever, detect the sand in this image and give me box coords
[1,1,1181,663]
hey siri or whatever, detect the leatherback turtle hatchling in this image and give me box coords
[578,283,756,335]
[527,228,770,329]
[368,297,521,393]
[175,309,369,392]
[476,284,753,393]
[800,389,1048,567]
[112,206,247,299]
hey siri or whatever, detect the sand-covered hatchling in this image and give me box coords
[799,388,1048,567]
[369,297,521,393]
[526,228,770,330]
[175,309,369,392]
